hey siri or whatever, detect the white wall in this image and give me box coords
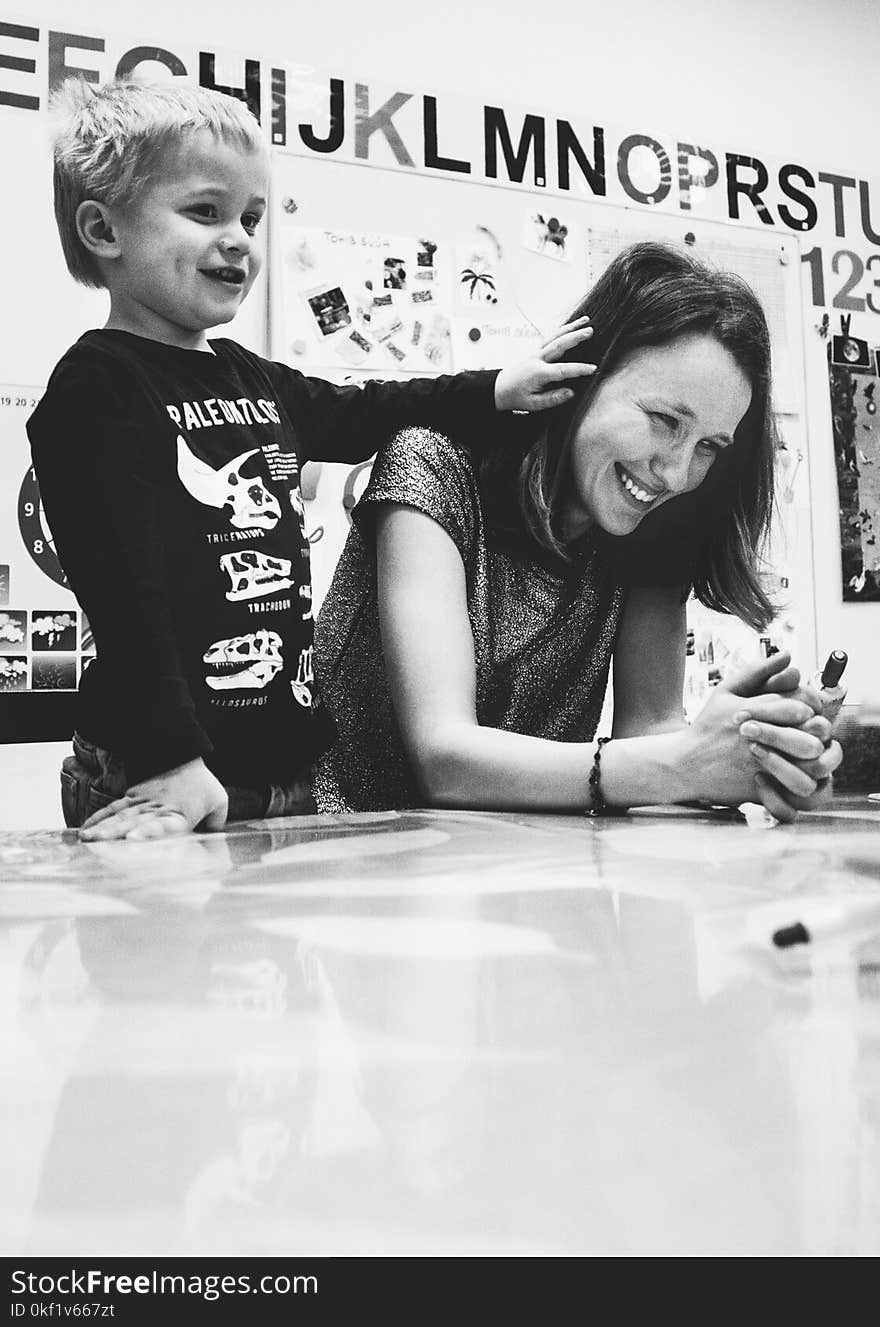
[18,0,872,168]
[0,743,68,829]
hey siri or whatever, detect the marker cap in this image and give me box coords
[820,650,847,689]
[772,922,810,948]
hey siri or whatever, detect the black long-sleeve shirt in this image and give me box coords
[27,329,497,787]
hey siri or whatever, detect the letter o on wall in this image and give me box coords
[617,133,672,205]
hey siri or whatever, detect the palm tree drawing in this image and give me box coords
[460,267,498,303]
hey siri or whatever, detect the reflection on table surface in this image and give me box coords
[2,798,880,1256]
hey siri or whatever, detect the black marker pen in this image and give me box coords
[810,649,848,723]
[772,898,880,948]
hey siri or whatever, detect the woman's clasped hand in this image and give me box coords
[669,650,841,822]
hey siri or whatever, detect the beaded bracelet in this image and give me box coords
[587,736,614,816]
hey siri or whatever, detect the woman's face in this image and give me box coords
[562,331,753,539]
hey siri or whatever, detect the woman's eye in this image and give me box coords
[241,213,261,235]
[651,411,677,429]
[698,438,722,455]
[189,204,217,220]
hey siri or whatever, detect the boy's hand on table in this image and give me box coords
[79,757,228,841]
[494,316,597,412]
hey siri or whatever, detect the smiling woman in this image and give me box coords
[561,332,748,541]
[314,242,842,821]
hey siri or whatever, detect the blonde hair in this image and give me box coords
[51,77,266,288]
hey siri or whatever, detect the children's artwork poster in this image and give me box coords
[522,210,576,263]
[278,226,455,374]
[274,185,568,379]
[828,346,880,600]
[447,223,551,371]
[0,387,93,696]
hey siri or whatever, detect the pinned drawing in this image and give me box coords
[306,286,352,337]
[0,657,27,691]
[383,256,407,290]
[829,352,880,599]
[31,611,76,651]
[459,265,498,302]
[0,610,26,651]
[524,211,572,261]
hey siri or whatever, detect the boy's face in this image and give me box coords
[104,129,269,351]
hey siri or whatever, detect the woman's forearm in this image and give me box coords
[376,511,834,816]
[411,721,693,812]
[598,731,692,807]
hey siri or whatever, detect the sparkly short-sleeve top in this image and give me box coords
[313,427,626,812]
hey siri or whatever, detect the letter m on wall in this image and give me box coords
[484,107,546,186]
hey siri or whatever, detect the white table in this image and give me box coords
[2,799,880,1256]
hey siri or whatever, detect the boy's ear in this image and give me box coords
[75,200,122,263]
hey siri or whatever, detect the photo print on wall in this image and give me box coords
[830,333,880,599]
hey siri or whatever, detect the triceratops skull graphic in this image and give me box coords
[177,435,281,531]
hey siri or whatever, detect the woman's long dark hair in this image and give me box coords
[481,241,778,631]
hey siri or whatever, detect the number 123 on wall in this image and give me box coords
[802,245,880,314]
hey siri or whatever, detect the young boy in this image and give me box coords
[28,77,594,841]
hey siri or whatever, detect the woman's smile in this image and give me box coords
[614,463,665,507]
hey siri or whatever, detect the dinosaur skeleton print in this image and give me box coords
[204,629,283,691]
[220,550,295,602]
[168,383,317,713]
[177,435,282,531]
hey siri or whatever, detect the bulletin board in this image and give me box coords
[268,151,815,677]
[0,389,83,740]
